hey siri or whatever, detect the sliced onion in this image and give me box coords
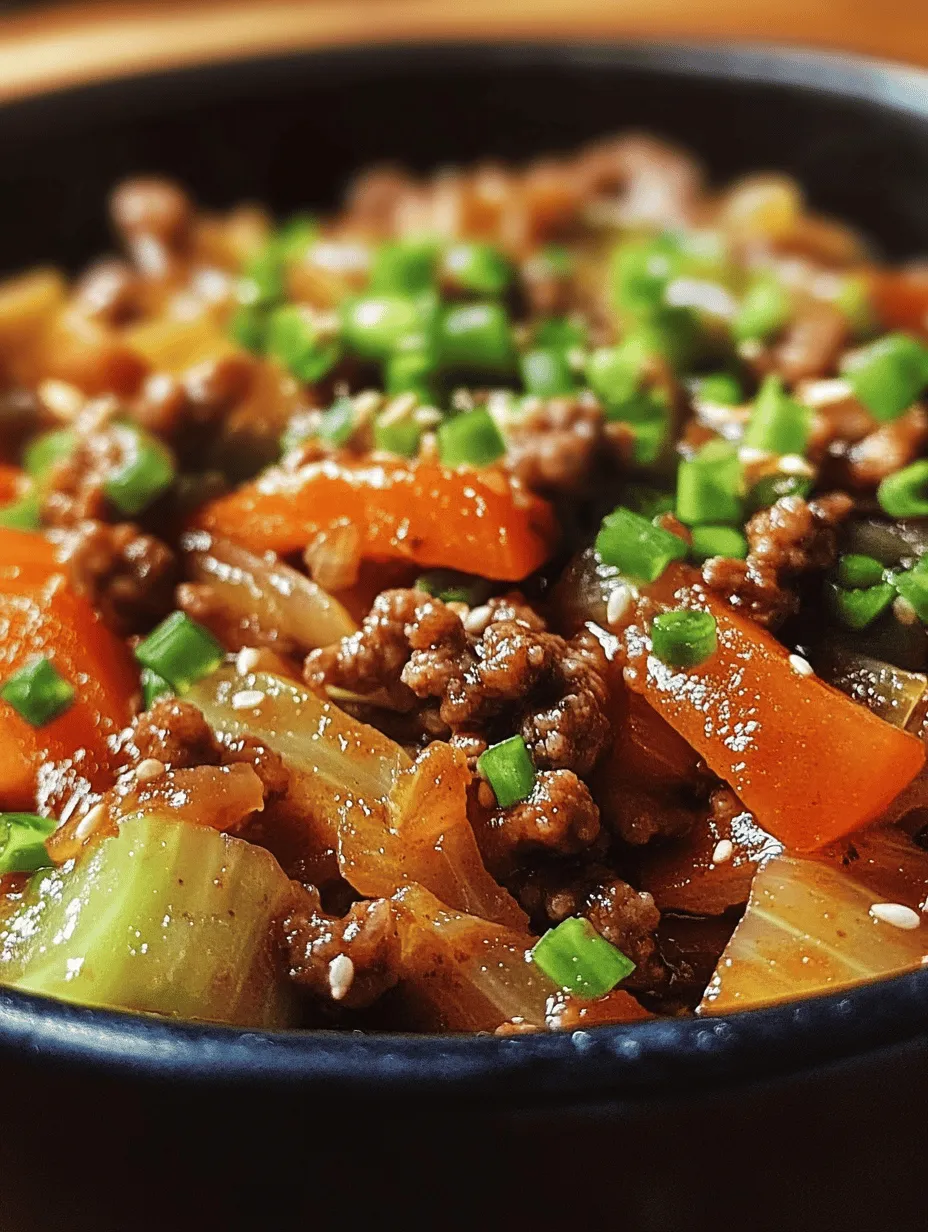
[392,882,555,1031]
[700,825,928,1013]
[815,642,927,730]
[842,517,928,568]
[183,530,358,653]
[338,742,527,930]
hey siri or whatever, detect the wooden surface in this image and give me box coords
[0,0,925,103]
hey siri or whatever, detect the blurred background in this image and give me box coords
[0,0,925,104]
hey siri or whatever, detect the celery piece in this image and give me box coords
[0,815,297,1027]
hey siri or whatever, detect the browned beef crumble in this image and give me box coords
[504,393,630,497]
[482,769,601,862]
[281,888,400,1009]
[702,491,853,627]
[59,519,177,636]
[72,258,144,327]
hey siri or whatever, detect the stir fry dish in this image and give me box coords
[1,134,928,1033]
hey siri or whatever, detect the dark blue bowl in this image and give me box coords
[1,41,926,1232]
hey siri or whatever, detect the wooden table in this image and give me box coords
[0,0,925,103]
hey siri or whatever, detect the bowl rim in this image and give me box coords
[2,36,928,1095]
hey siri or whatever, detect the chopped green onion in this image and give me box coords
[695,372,743,405]
[104,423,175,517]
[275,214,317,262]
[134,612,224,693]
[1,657,75,727]
[373,412,421,458]
[318,398,357,447]
[743,375,811,456]
[239,246,285,307]
[603,387,671,464]
[586,338,648,406]
[877,459,928,518]
[386,346,435,400]
[520,348,575,397]
[414,570,492,607]
[229,303,269,354]
[626,308,699,373]
[841,333,928,422]
[370,239,438,295]
[610,233,678,315]
[627,413,671,466]
[689,524,748,564]
[341,295,431,362]
[437,407,505,468]
[533,316,588,351]
[733,275,790,342]
[438,303,515,372]
[24,428,76,478]
[595,506,687,583]
[676,440,743,526]
[892,568,928,624]
[535,244,573,278]
[140,667,173,709]
[477,735,536,808]
[268,303,341,382]
[829,581,896,630]
[530,916,635,998]
[0,812,56,875]
[745,471,813,514]
[651,608,718,668]
[442,243,512,296]
[0,491,41,531]
[835,275,874,336]
[836,554,886,590]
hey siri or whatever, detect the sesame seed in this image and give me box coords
[328,954,355,1001]
[894,596,919,626]
[464,604,493,635]
[869,902,921,930]
[779,454,814,477]
[798,377,853,408]
[788,653,814,678]
[606,584,632,628]
[712,839,734,865]
[74,802,107,842]
[738,446,771,466]
[236,647,261,676]
[231,689,265,711]
[134,757,165,783]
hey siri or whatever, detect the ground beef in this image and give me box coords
[60,518,177,636]
[703,491,853,627]
[133,355,255,457]
[41,414,123,527]
[281,888,400,1009]
[125,697,289,803]
[574,133,702,228]
[504,393,629,497]
[72,258,143,326]
[484,770,601,862]
[110,176,193,276]
[768,301,849,384]
[845,406,928,487]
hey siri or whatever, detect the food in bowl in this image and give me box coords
[0,132,927,1032]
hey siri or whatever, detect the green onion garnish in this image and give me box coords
[695,372,743,405]
[229,303,269,354]
[104,424,175,517]
[140,667,173,710]
[877,459,928,518]
[892,567,928,623]
[530,916,635,998]
[520,348,575,398]
[477,735,536,808]
[0,491,41,531]
[1,657,75,727]
[373,413,421,458]
[239,245,286,307]
[386,347,435,400]
[274,214,318,262]
[0,812,56,875]
[438,302,515,372]
[689,524,748,564]
[829,581,896,630]
[676,440,743,526]
[742,375,811,456]
[841,333,928,422]
[370,239,438,295]
[437,407,505,468]
[341,295,427,361]
[442,242,512,296]
[836,554,886,590]
[585,338,648,406]
[623,484,676,521]
[609,233,678,315]
[732,275,790,343]
[595,507,687,583]
[533,316,588,351]
[651,608,718,668]
[134,612,224,693]
[24,428,76,479]
[268,303,341,381]
[414,570,492,607]
[745,471,813,514]
[318,398,357,448]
